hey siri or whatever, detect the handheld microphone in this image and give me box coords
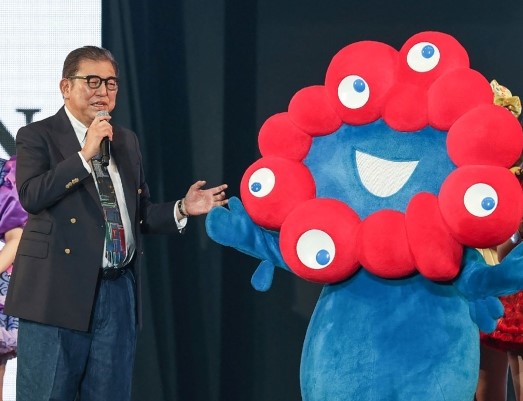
[96,111,110,167]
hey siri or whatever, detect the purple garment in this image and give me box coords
[0,156,27,241]
[0,156,28,357]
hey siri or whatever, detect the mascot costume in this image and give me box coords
[205,31,523,400]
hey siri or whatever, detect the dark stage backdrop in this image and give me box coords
[102,1,523,400]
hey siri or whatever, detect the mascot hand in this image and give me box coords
[468,296,504,333]
[206,196,256,248]
[456,244,523,300]
[205,196,288,271]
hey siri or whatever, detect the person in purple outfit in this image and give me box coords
[0,156,27,401]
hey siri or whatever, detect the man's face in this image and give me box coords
[60,59,117,127]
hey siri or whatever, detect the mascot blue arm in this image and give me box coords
[206,196,288,291]
[455,245,523,333]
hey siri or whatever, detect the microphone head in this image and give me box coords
[96,110,110,117]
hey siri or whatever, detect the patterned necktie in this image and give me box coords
[91,157,127,267]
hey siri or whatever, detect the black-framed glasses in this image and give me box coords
[68,75,119,91]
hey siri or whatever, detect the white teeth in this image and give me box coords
[355,150,418,197]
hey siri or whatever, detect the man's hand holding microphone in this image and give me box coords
[80,110,112,164]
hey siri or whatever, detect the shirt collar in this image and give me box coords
[64,106,88,145]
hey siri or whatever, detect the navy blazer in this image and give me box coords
[5,107,178,331]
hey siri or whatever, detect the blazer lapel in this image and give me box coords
[53,107,101,211]
[53,107,82,159]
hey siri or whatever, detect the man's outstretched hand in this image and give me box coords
[184,180,228,216]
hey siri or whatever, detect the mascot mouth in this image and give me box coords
[355,150,419,197]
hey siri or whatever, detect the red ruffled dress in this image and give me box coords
[479,247,523,352]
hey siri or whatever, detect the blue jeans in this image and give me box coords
[16,271,137,401]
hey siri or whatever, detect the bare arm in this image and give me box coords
[498,221,523,261]
[0,227,23,274]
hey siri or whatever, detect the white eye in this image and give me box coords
[463,183,498,217]
[338,75,370,109]
[248,167,276,197]
[296,229,335,269]
[407,42,440,72]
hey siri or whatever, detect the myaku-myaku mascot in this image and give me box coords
[206,31,523,401]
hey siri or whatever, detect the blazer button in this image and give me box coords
[64,248,71,254]
[70,218,77,224]
[138,188,142,194]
